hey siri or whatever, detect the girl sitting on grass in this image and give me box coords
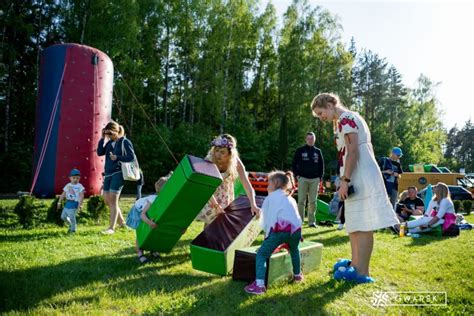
[126,173,172,264]
[244,171,302,295]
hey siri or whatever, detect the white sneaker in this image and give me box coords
[101,228,115,235]
[337,224,344,230]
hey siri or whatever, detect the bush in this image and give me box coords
[14,196,41,229]
[462,200,472,215]
[46,197,64,226]
[87,195,108,224]
[453,200,462,213]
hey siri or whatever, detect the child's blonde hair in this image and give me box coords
[206,134,240,180]
[268,170,296,195]
[104,121,125,138]
[154,171,173,194]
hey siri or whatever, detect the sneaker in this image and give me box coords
[337,223,344,230]
[101,228,115,235]
[309,223,318,228]
[293,274,304,283]
[244,281,266,295]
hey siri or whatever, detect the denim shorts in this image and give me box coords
[103,172,124,194]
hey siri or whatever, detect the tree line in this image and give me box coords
[1,0,472,193]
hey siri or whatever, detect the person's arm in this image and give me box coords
[237,158,260,216]
[78,191,84,210]
[319,148,325,179]
[412,199,424,215]
[140,201,157,229]
[427,199,450,227]
[97,138,107,156]
[339,133,359,200]
[57,191,66,207]
[115,139,135,162]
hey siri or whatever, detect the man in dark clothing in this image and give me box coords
[292,132,325,228]
[379,147,403,208]
[396,186,424,222]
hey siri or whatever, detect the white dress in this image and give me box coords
[335,111,399,233]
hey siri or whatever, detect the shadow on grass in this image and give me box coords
[175,276,356,315]
[406,234,453,247]
[0,248,211,313]
[304,234,349,247]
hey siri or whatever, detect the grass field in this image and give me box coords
[0,197,473,315]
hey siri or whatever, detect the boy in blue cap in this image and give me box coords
[57,168,85,233]
[379,147,403,207]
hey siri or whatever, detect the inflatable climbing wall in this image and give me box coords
[32,43,113,197]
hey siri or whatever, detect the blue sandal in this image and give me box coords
[333,266,375,283]
[333,258,351,272]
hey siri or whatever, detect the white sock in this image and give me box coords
[256,279,265,287]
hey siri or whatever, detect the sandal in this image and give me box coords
[137,255,149,264]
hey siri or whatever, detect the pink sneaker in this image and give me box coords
[244,281,266,295]
[293,274,304,283]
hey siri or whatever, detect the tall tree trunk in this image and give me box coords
[162,25,170,127]
[80,1,90,44]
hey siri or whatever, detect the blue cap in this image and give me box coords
[69,168,81,176]
[392,147,403,157]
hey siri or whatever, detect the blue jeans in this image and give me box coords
[256,230,302,281]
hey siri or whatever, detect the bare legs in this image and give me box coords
[348,231,374,276]
[104,191,125,230]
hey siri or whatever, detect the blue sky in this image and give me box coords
[261,0,474,129]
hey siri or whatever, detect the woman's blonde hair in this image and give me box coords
[154,171,173,194]
[268,170,296,195]
[399,190,408,201]
[433,182,451,202]
[311,93,341,112]
[105,121,125,138]
[206,134,239,180]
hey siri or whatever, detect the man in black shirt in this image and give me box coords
[396,186,424,222]
[379,147,403,208]
[292,132,324,228]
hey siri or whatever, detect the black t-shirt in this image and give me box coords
[401,197,424,212]
[291,145,324,179]
[379,157,403,190]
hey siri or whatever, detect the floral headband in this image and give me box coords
[211,136,234,149]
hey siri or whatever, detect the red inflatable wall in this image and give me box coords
[32,44,113,197]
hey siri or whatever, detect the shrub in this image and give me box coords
[462,200,472,215]
[87,195,108,223]
[46,197,64,226]
[14,196,41,229]
[453,200,462,213]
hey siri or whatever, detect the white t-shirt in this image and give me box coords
[63,183,85,202]
[134,195,157,212]
[425,199,455,220]
[260,189,302,237]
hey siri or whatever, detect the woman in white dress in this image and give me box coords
[311,93,399,283]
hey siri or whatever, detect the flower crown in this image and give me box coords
[211,136,234,149]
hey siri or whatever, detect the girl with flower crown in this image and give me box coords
[311,93,399,283]
[196,134,260,225]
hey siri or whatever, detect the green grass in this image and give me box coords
[0,197,473,315]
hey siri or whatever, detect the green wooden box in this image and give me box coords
[315,199,336,223]
[190,196,264,276]
[136,155,222,252]
[232,240,323,286]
